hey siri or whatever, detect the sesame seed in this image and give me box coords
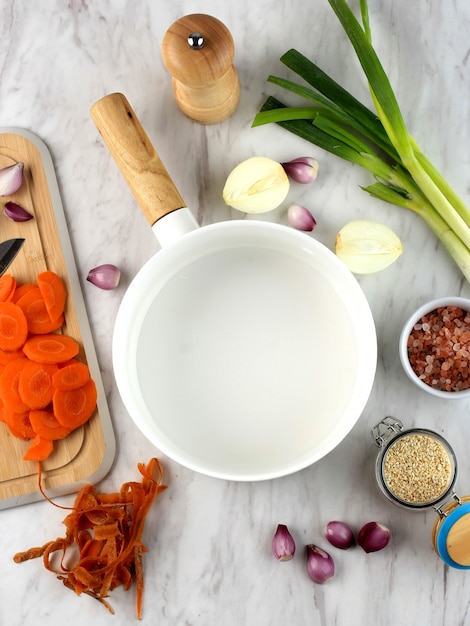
[382,433,453,504]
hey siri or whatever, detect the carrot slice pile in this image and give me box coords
[0,271,97,461]
[13,459,167,620]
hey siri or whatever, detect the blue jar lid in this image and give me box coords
[435,501,470,569]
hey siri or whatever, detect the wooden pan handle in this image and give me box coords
[90,93,186,226]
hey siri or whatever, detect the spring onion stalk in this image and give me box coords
[252,0,470,282]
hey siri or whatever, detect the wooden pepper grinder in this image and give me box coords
[161,14,240,125]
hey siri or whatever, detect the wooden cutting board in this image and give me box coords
[0,128,115,509]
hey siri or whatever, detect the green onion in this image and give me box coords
[252,0,470,282]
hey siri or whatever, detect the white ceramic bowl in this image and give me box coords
[399,297,470,399]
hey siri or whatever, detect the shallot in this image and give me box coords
[287,204,316,231]
[281,157,318,184]
[324,521,355,550]
[86,264,121,290]
[357,521,391,553]
[3,201,33,222]
[305,544,335,584]
[272,524,296,561]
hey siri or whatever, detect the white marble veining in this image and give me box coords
[1,0,470,624]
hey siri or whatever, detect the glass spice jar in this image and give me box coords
[372,416,470,569]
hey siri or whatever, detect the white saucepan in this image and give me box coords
[90,93,377,482]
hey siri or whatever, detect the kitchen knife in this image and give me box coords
[0,238,24,276]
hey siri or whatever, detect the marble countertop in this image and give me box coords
[1,0,470,624]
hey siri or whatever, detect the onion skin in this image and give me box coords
[325,521,355,550]
[305,544,335,584]
[357,521,391,553]
[272,524,296,561]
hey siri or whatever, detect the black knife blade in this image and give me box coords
[0,238,25,276]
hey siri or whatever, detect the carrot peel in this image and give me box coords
[13,459,167,619]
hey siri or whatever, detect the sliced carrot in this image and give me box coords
[53,379,97,430]
[57,358,78,368]
[0,301,28,352]
[38,271,66,321]
[4,410,36,440]
[52,360,90,391]
[16,286,64,334]
[11,283,36,304]
[23,434,54,461]
[18,361,59,409]
[0,348,24,365]
[29,409,72,440]
[23,333,79,364]
[0,358,29,413]
[0,274,17,302]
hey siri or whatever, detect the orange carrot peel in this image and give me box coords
[13,458,167,619]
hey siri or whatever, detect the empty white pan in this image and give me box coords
[90,93,377,482]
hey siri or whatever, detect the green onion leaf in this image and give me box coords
[252,0,470,282]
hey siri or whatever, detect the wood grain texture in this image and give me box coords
[162,14,240,124]
[446,513,470,566]
[0,131,111,504]
[90,93,186,226]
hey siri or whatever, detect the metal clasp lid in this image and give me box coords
[434,492,462,517]
[372,416,404,448]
